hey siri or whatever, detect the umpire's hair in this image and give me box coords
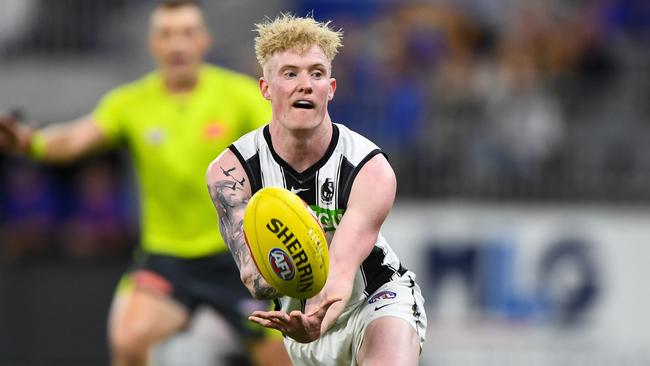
[156,0,203,9]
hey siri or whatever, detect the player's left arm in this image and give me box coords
[315,153,396,333]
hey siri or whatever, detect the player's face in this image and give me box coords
[260,45,336,132]
[148,5,211,83]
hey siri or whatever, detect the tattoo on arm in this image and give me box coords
[220,166,246,190]
[208,166,280,299]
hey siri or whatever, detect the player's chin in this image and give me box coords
[286,113,324,130]
[287,123,317,133]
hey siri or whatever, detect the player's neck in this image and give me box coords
[270,117,333,173]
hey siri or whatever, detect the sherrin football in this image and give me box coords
[243,187,329,299]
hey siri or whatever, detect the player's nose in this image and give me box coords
[296,73,312,94]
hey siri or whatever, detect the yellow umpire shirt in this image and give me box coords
[93,64,270,258]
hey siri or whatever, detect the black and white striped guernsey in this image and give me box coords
[229,123,407,311]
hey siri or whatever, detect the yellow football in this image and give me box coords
[243,187,329,299]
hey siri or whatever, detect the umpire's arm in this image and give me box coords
[0,113,109,163]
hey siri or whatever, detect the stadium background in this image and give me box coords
[0,0,648,365]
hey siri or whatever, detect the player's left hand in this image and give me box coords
[249,297,341,343]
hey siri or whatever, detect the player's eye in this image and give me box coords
[311,71,323,79]
[283,71,297,78]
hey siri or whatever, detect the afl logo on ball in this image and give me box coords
[269,248,295,281]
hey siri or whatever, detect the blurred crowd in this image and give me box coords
[0,154,136,262]
[0,0,128,55]
[311,0,650,198]
[1,0,649,260]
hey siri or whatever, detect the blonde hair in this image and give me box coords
[254,13,343,68]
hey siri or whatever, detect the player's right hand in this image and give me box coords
[248,297,342,343]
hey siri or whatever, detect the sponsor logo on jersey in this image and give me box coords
[321,178,334,203]
[368,290,397,304]
[269,248,295,281]
[309,205,344,232]
[266,219,314,292]
[374,302,397,311]
[290,186,310,195]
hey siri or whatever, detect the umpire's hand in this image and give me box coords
[0,111,33,155]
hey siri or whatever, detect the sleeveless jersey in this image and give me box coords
[229,123,407,314]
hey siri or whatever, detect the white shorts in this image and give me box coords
[284,271,427,366]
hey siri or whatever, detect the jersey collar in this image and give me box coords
[263,123,340,182]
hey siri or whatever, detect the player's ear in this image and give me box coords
[259,77,271,100]
[328,78,336,101]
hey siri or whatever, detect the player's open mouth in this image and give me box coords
[292,100,315,109]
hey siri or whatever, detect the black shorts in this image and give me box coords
[126,251,267,340]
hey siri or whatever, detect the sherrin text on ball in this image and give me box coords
[243,187,329,299]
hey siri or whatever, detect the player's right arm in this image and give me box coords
[206,149,281,300]
[0,112,108,163]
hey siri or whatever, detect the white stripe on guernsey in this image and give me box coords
[232,128,260,160]
[315,169,320,204]
[258,143,284,188]
[315,148,340,210]
[334,123,380,166]
[360,265,369,296]
[334,154,343,208]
